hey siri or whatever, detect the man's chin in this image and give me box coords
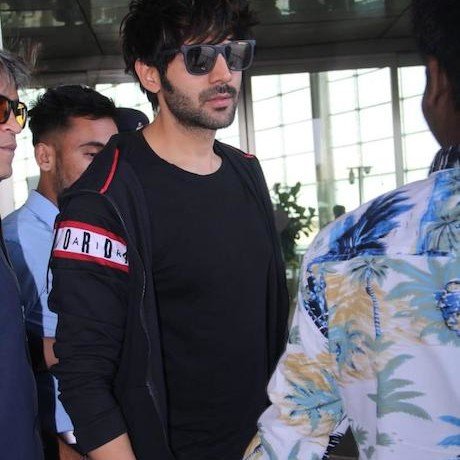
[0,167,12,182]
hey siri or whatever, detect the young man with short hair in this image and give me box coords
[3,84,119,459]
[49,1,289,460]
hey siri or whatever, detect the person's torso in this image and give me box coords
[3,196,74,435]
[130,135,273,459]
[306,168,460,459]
[0,225,43,458]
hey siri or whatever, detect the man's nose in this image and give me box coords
[209,53,232,84]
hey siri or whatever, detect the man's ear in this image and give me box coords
[135,59,161,94]
[424,56,451,108]
[35,142,55,173]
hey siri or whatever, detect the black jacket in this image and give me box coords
[49,132,289,459]
[0,223,43,459]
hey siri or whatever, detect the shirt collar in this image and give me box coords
[24,190,59,228]
[429,145,460,174]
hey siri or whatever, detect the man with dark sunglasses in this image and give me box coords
[48,1,289,459]
[0,49,43,459]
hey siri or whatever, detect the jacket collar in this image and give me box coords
[429,145,460,174]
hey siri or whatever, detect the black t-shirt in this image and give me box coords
[130,133,273,460]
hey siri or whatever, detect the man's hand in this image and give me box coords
[58,437,85,460]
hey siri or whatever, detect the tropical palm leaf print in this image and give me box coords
[368,354,430,420]
[439,415,460,447]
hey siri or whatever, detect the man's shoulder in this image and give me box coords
[69,132,143,196]
[2,204,31,240]
[215,140,257,160]
[306,176,436,260]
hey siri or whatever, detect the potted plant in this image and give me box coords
[272,182,316,304]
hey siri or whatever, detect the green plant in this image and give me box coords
[272,182,315,266]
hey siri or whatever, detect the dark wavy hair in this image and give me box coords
[412,0,460,109]
[28,85,117,145]
[0,49,29,90]
[121,0,257,110]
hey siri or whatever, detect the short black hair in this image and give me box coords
[28,85,117,145]
[120,0,257,110]
[413,0,460,109]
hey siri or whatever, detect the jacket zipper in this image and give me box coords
[58,189,172,453]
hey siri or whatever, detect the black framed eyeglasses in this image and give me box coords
[165,40,256,76]
[0,95,28,128]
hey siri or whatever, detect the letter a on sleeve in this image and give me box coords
[53,220,129,273]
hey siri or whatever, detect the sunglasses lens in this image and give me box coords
[0,97,10,124]
[182,41,255,75]
[225,42,254,71]
[15,103,27,128]
[185,46,216,75]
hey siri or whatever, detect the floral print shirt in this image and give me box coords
[244,161,460,460]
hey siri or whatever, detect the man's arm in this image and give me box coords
[43,336,58,367]
[49,194,133,455]
[244,257,345,459]
[87,434,135,460]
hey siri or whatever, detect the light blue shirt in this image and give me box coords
[3,190,73,434]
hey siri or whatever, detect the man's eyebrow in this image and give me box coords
[78,141,106,148]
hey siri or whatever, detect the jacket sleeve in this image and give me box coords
[49,193,130,453]
[244,246,346,459]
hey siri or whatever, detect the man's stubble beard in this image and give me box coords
[54,150,68,197]
[160,74,239,131]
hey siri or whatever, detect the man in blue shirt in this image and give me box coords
[0,49,43,459]
[3,85,119,459]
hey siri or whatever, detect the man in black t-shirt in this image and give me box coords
[49,2,289,459]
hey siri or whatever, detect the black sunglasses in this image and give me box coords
[0,95,28,128]
[165,40,256,76]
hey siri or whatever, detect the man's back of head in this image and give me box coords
[413,0,460,147]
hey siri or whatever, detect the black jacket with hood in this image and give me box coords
[49,131,289,459]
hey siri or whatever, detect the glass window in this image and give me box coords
[328,77,356,114]
[283,122,314,156]
[332,145,361,181]
[334,179,361,215]
[359,103,393,142]
[252,72,314,184]
[403,131,438,173]
[96,83,153,121]
[401,96,426,134]
[406,169,428,183]
[399,66,427,98]
[216,110,240,149]
[255,127,284,160]
[362,173,397,202]
[398,66,438,180]
[280,73,310,93]
[260,158,285,186]
[361,139,396,174]
[285,153,316,184]
[251,75,280,101]
[357,68,391,107]
[330,111,359,147]
[281,90,311,124]
[328,70,355,81]
[253,96,281,130]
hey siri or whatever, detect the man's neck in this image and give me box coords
[142,113,222,175]
[36,179,57,206]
